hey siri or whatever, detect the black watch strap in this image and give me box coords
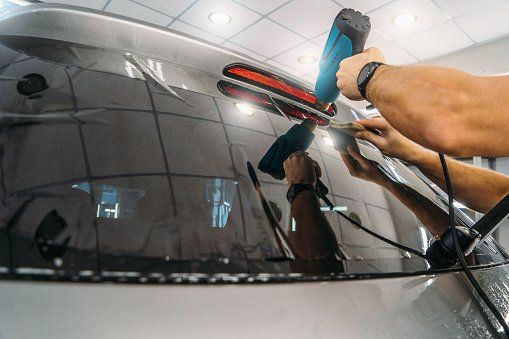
[357,62,384,100]
[287,183,315,204]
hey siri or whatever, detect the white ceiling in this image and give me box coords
[45,0,509,109]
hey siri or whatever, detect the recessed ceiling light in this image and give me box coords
[235,102,254,116]
[297,55,317,64]
[322,136,334,147]
[208,12,231,25]
[391,13,417,26]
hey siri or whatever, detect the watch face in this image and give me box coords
[357,63,371,86]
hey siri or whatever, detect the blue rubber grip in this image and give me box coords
[315,27,353,104]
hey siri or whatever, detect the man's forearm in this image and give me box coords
[367,65,509,157]
[288,191,339,260]
[409,148,509,213]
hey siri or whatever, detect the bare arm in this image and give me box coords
[283,152,339,260]
[407,148,509,214]
[336,48,509,157]
[289,190,338,259]
[356,118,509,213]
[341,149,449,236]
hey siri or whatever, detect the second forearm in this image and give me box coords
[410,149,509,213]
[289,191,338,260]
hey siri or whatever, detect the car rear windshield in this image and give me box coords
[1,40,506,281]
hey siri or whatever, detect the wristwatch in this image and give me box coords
[287,183,315,204]
[357,62,384,100]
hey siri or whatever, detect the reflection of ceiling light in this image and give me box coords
[0,2,3,8]
[208,12,231,25]
[297,55,317,64]
[182,84,188,90]
[453,201,468,209]
[235,102,254,116]
[322,136,334,147]
[391,13,416,26]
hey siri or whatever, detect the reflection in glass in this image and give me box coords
[72,182,146,219]
[205,178,235,228]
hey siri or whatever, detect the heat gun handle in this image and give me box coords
[314,9,371,105]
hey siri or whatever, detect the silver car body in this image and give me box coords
[0,3,508,338]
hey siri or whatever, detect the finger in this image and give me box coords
[312,160,322,178]
[347,146,370,169]
[354,130,386,150]
[340,152,357,175]
[289,150,306,158]
[283,159,290,172]
[356,117,388,131]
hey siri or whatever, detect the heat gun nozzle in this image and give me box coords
[315,99,331,112]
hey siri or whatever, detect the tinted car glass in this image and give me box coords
[0,25,507,281]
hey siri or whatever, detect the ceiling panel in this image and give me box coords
[379,42,417,65]
[269,0,342,39]
[179,0,260,39]
[132,0,196,17]
[455,1,509,43]
[365,29,390,48]
[369,0,448,40]
[432,0,499,18]
[230,18,305,57]
[169,20,224,45]
[398,21,473,60]
[105,0,173,26]
[336,0,393,14]
[272,42,322,74]
[45,0,108,10]
[233,0,289,15]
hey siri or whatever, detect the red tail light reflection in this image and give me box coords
[217,80,329,126]
[223,63,337,118]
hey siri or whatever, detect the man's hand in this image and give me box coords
[336,47,385,101]
[354,117,426,163]
[283,151,321,186]
[340,146,384,185]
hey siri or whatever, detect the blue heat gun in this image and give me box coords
[314,8,371,111]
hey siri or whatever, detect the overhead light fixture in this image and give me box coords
[391,13,416,26]
[297,55,317,65]
[322,135,334,147]
[235,102,254,116]
[208,12,231,25]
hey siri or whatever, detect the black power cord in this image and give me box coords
[439,154,509,337]
[319,193,426,259]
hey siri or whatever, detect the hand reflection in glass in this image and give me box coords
[339,144,450,238]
